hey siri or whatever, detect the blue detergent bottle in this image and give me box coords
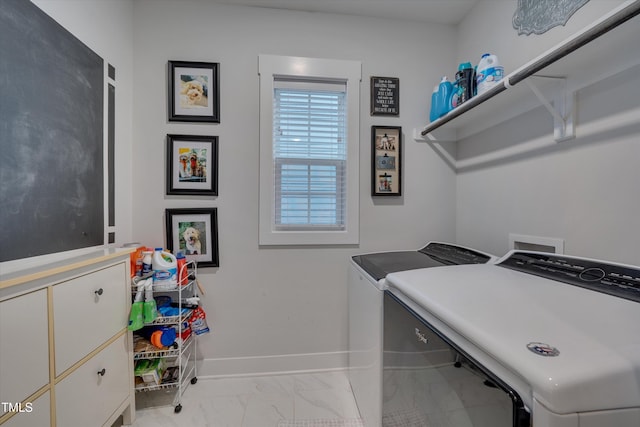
[433,76,454,120]
[429,84,440,122]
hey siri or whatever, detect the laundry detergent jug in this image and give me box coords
[152,248,178,289]
[430,76,454,121]
[476,53,504,95]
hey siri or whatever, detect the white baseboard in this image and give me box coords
[196,351,349,379]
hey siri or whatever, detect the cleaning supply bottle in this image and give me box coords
[128,280,146,331]
[176,252,188,286]
[141,250,153,276]
[473,65,478,96]
[476,53,504,95]
[432,77,454,120]
[453,62,475,107]
[429,84,440,122]
[143,279,158,324]
[152,248,177,289]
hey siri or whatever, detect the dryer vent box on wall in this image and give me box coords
[509,234,564,254]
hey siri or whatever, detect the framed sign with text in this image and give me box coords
[370,76,399,116]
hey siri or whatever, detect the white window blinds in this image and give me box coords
[258,54,360,245]
[273,80,347,230]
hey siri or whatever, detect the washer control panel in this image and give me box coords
[499,251,640,303]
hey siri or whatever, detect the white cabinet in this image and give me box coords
[0,250,135,427]
[53,263,128,375]
[1,393,50,427]
[56,334,130,427]
[0,289,49,418]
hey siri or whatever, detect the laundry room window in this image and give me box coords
[258,55,361,245]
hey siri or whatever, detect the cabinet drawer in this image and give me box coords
[53,263,128,375]
[0,289,49,415]
[55,334,129,427]
[1,391,50,427]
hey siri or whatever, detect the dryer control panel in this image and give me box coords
[419,242,493,265]
[499,251,640,303]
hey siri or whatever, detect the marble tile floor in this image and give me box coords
[120,370,364,427]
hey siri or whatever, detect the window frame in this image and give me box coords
[258,55,361,245]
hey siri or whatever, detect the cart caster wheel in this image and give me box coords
[454,361,462,368]
[174,404,182,413]
[191,377,198,384]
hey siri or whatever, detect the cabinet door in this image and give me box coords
[0,289,49,417]
[0,392,50,427]
[55,334,129,427]
[53,263,127,375]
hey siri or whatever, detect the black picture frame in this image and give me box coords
[166,134,218,196]
[165,208,219,267]
[371,126,402,196]
[370,76,399,116]
[168,60,220,123]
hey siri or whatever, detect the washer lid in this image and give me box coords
[352,251,446,281]
[352,242,494,281]
[386,262,640,415]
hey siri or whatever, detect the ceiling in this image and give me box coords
[207,0,480,25]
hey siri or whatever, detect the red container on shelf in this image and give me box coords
[176,252,188,285]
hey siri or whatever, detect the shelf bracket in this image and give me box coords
[413,128,458,170]
[524,77,575,142]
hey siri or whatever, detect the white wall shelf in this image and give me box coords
[415,0,640,170]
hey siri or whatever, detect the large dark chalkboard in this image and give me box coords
[0,0,104,262]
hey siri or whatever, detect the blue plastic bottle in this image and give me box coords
[429,85,440,122]
[434,76,453,118]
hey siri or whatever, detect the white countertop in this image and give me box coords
[0,247,134,290]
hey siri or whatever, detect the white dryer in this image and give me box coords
[348,242,496,427]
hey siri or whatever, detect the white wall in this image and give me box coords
[131,0,458,375]
[31,0,135,249]
[454,0,640,266]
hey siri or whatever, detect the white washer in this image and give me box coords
[348,242,496,427]
[385,250,640,426]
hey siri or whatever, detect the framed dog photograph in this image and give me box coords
[371,126,402,196]
[165,208,219,267]
[168,60,220,123]
[166,134,218,196]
